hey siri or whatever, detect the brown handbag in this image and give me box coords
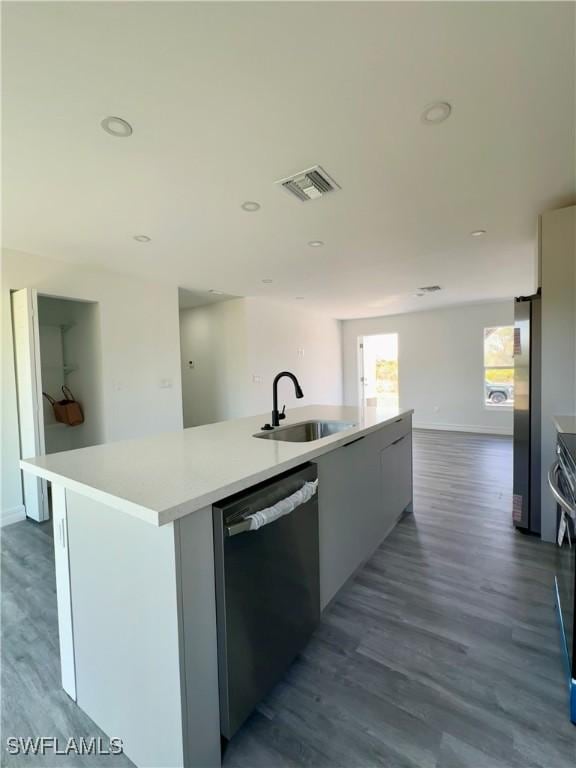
[43,385,84,427]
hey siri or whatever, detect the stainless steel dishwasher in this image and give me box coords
[213,463,320,740]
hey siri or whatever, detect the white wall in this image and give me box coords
[2,249,183,524]
[243,298,342,418]
[179,299,248,427]
[342,301,514,435]
[179,297,342,426]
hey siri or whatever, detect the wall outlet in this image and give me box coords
[252,375,263,384]
[159,378,173,389]
[297,348,305,357]
[187,360,195,369]
[433,405,440,413]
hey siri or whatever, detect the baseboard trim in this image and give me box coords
[413,422,513,437]
[1,505,26,527]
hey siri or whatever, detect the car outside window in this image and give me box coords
[484,326,514,407]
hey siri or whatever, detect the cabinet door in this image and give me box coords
[316,432,382,608]
[51,485,76,700]
[381,432,412,532]
[316,427,413,609]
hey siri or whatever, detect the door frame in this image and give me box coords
[357,336,367,410]
[11,288,49,521]
[357,332,400,411]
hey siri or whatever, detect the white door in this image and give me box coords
[11,288,49,521]
[358,333,399,410]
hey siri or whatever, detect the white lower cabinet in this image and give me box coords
[316,418,412,609]
[51,485,76,700]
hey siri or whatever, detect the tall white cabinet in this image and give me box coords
[539,205,576,542]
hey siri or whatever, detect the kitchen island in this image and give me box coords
[553,415,576,434]
[21,405,413,768]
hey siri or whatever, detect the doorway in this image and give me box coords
[359,333,399,410]
[37,296,104,454]
[11,290,104,521]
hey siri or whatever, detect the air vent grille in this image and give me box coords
[419,285,442,293]
[276,165,340,202]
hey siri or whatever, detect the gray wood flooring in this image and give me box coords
[2,431,575,767]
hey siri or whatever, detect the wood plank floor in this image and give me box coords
[2,431,575,767]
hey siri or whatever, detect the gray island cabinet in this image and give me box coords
[20,405,413,768]
[316,411,412,608]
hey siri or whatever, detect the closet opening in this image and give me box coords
[11,290,104,522]
[37,296,104,457]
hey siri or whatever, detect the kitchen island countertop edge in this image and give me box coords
[20,405,414,525]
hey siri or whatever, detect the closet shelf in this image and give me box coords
[41,364,78,374]
[43,322,76,333]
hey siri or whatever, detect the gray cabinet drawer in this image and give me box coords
[375,413,412,451]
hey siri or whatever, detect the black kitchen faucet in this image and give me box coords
[261,371,304,430]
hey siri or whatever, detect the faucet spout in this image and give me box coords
[270,371,304,427]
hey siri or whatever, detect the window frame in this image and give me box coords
[483,325,515,410]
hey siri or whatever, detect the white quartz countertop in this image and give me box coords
[553,415,576,434]
[21,405,413,526]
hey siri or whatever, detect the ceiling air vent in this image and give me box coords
[276,165,340,202]
[419,285,442,293]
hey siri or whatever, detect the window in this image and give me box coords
[483,326,514,406]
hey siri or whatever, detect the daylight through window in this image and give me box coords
[484,326,514,406]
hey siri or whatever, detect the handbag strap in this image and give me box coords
[61,385,76,402]
[42,392,56,405]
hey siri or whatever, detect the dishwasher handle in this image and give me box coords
[226,479,318,537]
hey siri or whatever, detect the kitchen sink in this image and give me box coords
[253,420,356,443]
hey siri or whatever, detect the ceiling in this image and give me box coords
[178,287,235,310]
[3,2,575,319]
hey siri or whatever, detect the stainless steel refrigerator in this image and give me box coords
[513,293,541,534]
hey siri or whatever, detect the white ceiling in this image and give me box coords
[178,287,235,310]
[3,2,574,319]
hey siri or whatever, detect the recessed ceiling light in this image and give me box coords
[295,296,305,300]
[241,201,261,212]
[421,102,452,125]
[262,279,273,284]
[470,229,487,237]
[101,116,133,137]
[307,240,324,248]
[208,289,224,295]
[133,235,151,242]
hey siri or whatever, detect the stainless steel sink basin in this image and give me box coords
[253,420,356,443]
